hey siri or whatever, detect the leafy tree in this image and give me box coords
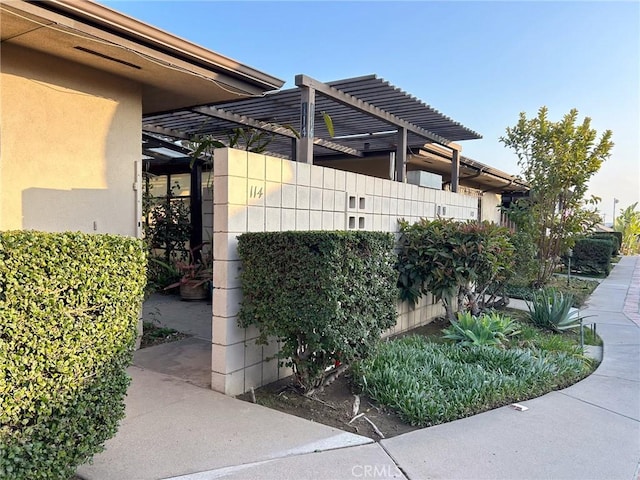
[615,202,640,254]
[500,107,613,287]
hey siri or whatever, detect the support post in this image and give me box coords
[395,127,407,182]
[451,148,460,193]
[389,152,395,180]
[298,85,315,163]
[190,161,203,254]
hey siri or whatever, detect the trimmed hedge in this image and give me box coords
[570,237,613,276]
[0,231,146,479]
[590,232,621,256]
[238,231,397,392]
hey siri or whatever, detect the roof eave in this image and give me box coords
[31,0,285,92]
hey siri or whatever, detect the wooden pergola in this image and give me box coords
[142,74,482,193]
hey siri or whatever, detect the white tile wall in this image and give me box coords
[309,210,322,230]
[265,156,282,182]
[310,187,323,210]
[265,207,281,231]
[295,209,309,230]
[323,168,335,190]
[281,183,296,208]
[310,164,324,187]
[281,209,296,230]
[296,185,310,209]
[211,148,481,396]
[296,163,311,186]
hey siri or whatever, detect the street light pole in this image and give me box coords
[613,198,619,228]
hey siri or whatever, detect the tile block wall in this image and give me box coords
[211,148,479,395]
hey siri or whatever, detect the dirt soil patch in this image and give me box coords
[237,317,450,440]
[238,372,417,440]
[139,322,190,349]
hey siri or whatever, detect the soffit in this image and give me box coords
[0,1,283,113]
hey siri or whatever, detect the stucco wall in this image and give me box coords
[211,148,479,395]
[480,192,502,224]
[0,44,141,236]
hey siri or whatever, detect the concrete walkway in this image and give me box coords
[77,257,640,480]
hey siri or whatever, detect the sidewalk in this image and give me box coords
[77,257,640,480]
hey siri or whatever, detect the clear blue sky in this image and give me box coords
[104,1,639,222]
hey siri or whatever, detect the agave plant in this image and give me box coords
[526,288,582,332]
[443,311,520,347]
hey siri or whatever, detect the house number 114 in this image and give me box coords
[249,185,264,199]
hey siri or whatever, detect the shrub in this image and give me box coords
[442,311,520,347]
[590,232,620,256]
[508,228,539,286]
[570,238,613,276]
[396,219,515,320]
[0,231,146,479]
[238,231,397,393]
[527,288,581,332]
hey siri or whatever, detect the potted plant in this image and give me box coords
[164,243,212,301]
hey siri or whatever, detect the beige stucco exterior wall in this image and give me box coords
[0,44,142,236]
[210,148,479,395]
[480,192,502,224]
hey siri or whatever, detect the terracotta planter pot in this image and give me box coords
[179,281,208,301]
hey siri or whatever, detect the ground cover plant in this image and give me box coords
[140,321,189,348]
[352,329,593,427]
[241,307,598,438]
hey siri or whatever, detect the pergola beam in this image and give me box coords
[193,105,299,139]
[143,124,190,140]
[313,138,363,157]
[142,132,193,155]
[193,105,363,157]
[295,74,453,148]
[142,148,182,162]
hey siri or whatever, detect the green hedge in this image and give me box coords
[238,231,397,392]
[589,232,621,256]
[570,237,613,276]
[0,231,146,479]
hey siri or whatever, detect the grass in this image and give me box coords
[504,275,599,307]
[352,309,597,428]
[555,267,607,279]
